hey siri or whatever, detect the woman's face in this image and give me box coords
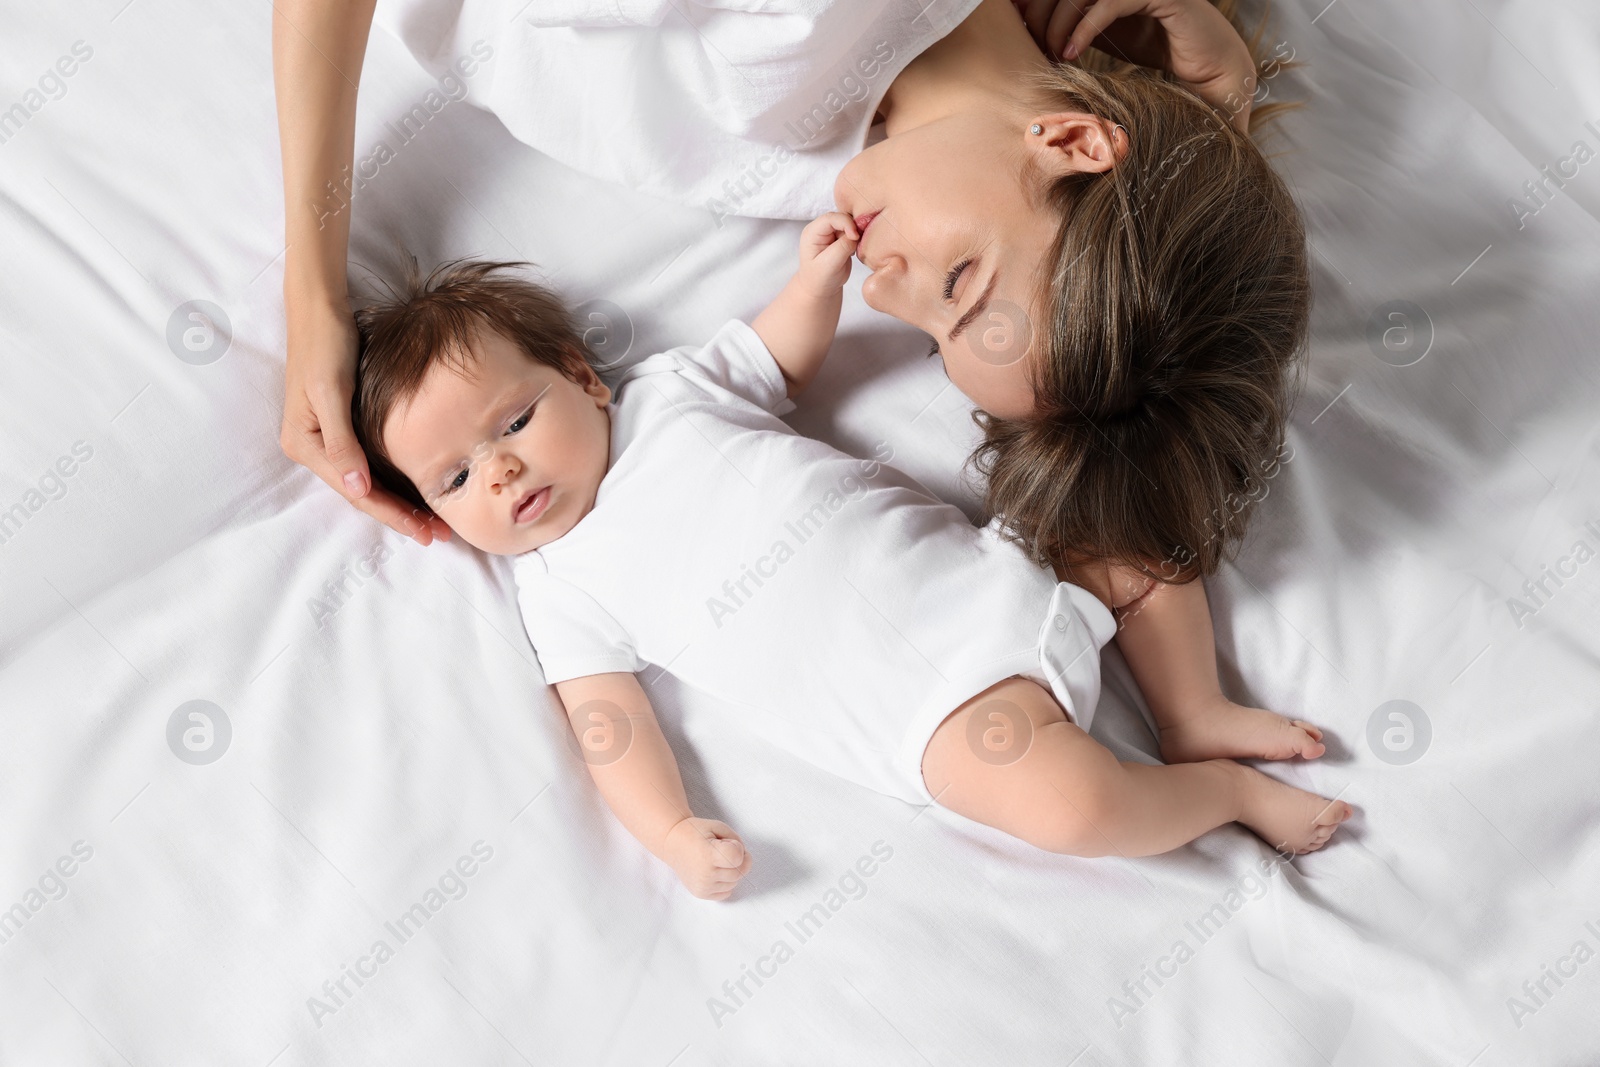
[834,110,1122,420]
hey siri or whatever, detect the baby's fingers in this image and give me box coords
[802,211,859,251]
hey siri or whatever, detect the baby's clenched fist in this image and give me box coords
[662,817,752,900]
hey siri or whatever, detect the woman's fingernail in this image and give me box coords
[343,470,367,496]
[1063,43,1079,60]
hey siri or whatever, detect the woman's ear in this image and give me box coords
[1025,112,1130,177]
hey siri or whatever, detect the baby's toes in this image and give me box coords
[1288,719,1327,759]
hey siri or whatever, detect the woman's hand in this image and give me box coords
[661,817,752,901]
[1012,0,1257,130]
[281,293,452,545]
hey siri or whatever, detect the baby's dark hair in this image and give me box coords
[351,257,591,511]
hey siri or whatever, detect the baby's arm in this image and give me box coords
[553,672,752,900]
[751,213,860,398]
[1059,560,1327,763]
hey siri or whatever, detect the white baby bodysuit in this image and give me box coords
[513,320,1116,805]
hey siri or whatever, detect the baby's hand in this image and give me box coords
[661,817,752,901]
[795,212,859,298]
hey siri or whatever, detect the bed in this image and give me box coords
[2,0,1598,1063]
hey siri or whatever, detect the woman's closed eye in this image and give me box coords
[942,258,972,301]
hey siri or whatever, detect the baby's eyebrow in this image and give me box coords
[948,270,998,344]
[419,382,551,490]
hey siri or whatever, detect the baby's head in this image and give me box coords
[351,259,612,556]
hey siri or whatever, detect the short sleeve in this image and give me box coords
[667,319,795,416]
[513,557,642,684]
[1037,582,1118,736]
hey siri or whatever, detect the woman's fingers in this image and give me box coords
[1045,0,1088,59]
[1063,0,1139,60]
[354,484,453,544]
[280,394,450,545]
[310,386,372,500]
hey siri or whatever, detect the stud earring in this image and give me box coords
[1029,123,1043,135]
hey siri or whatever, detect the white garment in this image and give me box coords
[372,0,983,219]
[512,320,1116,805]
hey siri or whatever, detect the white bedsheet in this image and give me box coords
[2,1,1597,1064]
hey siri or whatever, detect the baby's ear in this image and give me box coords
[571,358,611,403]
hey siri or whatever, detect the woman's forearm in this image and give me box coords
[272,0,377,306]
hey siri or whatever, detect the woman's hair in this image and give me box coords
[974,13,1309,584]
[350,256,591,511]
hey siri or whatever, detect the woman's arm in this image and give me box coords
[553,672,752,900]
[272,0,451,544]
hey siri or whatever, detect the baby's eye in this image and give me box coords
[440,468,469,496]
[506,405,535,435]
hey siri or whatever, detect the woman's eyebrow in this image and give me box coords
[948,270,998,343]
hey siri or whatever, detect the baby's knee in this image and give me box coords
[1016,765,1124,858]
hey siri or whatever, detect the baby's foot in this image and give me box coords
[1232,765,1352,855]
[1159,699,1326,764]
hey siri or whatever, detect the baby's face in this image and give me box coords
[384,325,612,556]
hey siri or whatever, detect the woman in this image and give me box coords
[274,0,1326,784]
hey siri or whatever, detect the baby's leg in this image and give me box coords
[1062,557,1325,764]
[921,677,1351,857]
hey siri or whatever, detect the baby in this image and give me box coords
[351,217,1351,900]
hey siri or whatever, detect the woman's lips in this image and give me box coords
[853,210,879,265]
[513,486,551,525]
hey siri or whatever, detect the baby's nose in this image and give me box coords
[488,447,520,486]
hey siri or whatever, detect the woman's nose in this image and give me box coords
[860,254,907,313]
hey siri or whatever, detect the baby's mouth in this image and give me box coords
[513,486,551,525]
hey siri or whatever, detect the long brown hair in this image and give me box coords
[975,28,1309,584]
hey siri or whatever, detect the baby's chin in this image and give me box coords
[453,525,549,557]
[451,508,584,557]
